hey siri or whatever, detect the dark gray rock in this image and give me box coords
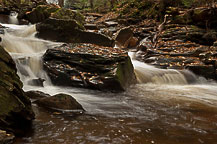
[185,65,216,80]
[36,18,114,47]
[0,46,35,135]
[27,78,45,87]
[43,43,136,91]
[25,90,50,100]
[34,93,84,112]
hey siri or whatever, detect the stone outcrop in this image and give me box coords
[170,7,217,29]
[0,46,34,135]
[36,18,114,47]
[23,4,59,24]
[43,43,136,91]
[34,93,84,112]
[23,5,85,24]
[0,0,47,17]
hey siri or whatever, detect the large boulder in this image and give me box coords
[0,46,34,135]
[161,24,217,46]
[25,90,50,100]
[24,4,59,24]
[114,27,133,48]
[0,0,47,18]
[34,93,84,112]
[43,43,136,91]
[23,5,85,24]
[36,18,114,47]
[171,7,217,30]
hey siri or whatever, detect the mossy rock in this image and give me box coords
[0,46,34,135]
[24,4,85,26]
[51,8,85,26]
[25,4,59,23]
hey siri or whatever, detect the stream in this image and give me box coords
[1,17,217,144]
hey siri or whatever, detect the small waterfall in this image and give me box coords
[129,52,198,85]
[9,12,18,25]
[0,24,61,87]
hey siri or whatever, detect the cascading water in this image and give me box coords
[1,16,217,144]
[129,52,197,84]
[0,24,61,86]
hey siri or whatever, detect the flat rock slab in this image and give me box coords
[43,43,136,91]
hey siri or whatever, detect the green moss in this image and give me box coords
[115,56,135,89]
[51,8,85,25]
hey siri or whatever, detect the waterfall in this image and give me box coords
[9,12,18,25]
[0,23,198,87]
[129,52,198,85]
[0,24,61,87]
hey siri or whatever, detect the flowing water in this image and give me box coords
[1,20,217,144]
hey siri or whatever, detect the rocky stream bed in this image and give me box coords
[1,0,217,144]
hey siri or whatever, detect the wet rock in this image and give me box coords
[84,23,98,30]
[27,78,45,87]
[135,38,217,80]
[34,93,84,112]
[43,43,136,92]
[185,64,216,80]
[0,130,15,144]
[104,21,118,27]
[114,27,133,48]
[36,18,114,47]
[0,46,35,135]
[25,90,50,100]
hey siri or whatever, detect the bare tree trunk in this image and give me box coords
[110,0,115,9]
[89,0,94,9]
[58,0,64,7]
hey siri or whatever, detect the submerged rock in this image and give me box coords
[36,18,114,47]
[185,64,216,80]
[43,43,136,91]
[27,78,45,87]
[0,46,34,135]
[34,93,84,112]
